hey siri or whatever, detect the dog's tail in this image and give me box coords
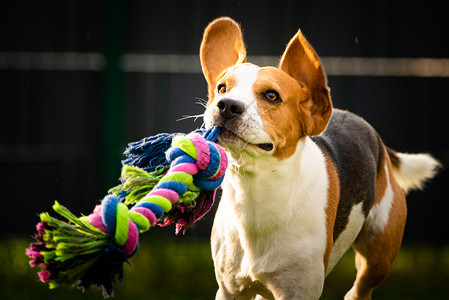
[387,147,441,193]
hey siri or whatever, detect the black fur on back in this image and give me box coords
[312,109,385,242]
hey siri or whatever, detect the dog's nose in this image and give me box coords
[217,99,245,121]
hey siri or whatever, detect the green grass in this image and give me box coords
[1,235,448,299]
[322,244,449,299]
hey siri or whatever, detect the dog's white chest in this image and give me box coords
[211,138,330,290]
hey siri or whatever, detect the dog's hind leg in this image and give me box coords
[345,158,407,300]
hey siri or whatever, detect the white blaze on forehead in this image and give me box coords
[225,63,261,124]
[228,64,259,97]
[227,64,271,144]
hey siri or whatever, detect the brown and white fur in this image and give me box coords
[199,17,440,300]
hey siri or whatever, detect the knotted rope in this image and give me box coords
[26,127,227,297]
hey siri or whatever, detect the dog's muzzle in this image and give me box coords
[213,98,274,152]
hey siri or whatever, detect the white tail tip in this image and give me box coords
[393,152,441,193]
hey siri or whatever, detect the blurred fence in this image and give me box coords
[1,1,448,242]
[3,52,449,77]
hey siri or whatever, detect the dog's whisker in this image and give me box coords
[280,147,286,161]
[176,114,204,122]
[195,97,208,108]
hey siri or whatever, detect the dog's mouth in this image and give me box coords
[218,128,274,152]
[257,143,274,151]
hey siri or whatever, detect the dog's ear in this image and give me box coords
[200,17,246,99]
[279,30,332,136]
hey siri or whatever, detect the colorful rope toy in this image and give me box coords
[26,126,227,297]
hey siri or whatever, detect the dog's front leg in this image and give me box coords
[264,263,325,300]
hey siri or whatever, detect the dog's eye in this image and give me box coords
[217,84,227,94]
[264,90,280,102]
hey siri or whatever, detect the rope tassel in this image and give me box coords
[26,127,227,297]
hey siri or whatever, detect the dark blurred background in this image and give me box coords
[0,0,448,298]
[2,0,447,242]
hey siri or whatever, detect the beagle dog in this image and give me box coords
[199,17,439,300]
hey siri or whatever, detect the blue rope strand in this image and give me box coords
[122,127,221,172]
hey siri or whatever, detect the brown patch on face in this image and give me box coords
[206,69,238,105]
[253,67,314,159]
[323,154,340,272]
[218,69,238,98]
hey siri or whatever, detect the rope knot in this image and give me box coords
[87,129,228,257]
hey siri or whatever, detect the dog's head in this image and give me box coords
[200,17,332,161]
